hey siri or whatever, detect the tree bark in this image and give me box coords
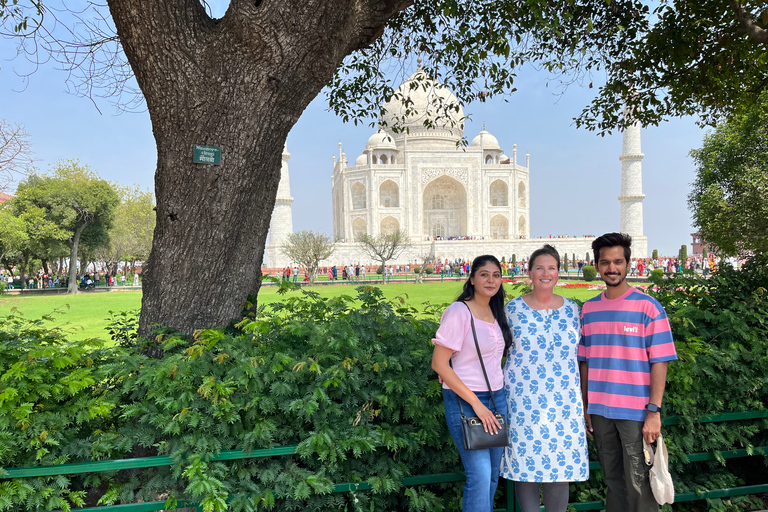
[106,0,413,337]
[67,222,90,294]
[20,250,29,287]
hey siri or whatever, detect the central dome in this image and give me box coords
[379,68,464,140]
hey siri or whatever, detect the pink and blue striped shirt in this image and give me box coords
[578,287,677,421]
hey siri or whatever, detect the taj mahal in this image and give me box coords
[265,65,648,268]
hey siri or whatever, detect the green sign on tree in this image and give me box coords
[193,145,221,165]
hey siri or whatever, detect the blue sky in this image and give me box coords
[0,4,708,257]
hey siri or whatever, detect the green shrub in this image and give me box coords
[652,248,659,259]
[413,266,422,274]
[5,260,768,512]
[649,256,768,501]
[424,266,434,275]
[0,310,127,511]
[651,268,664,280]
[376,265,383,274]
[582,265,597,281]
[1,288,460,511]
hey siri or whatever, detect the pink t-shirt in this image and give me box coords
[432,301,505,392]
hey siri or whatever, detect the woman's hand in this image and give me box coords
[471,401,502,435]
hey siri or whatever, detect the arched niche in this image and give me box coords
[518,215,526,235]
[352,217,367,240]
[518,181,527,208]
[351,182,366,210]
[490,180,508,207]
[379,180,399,208]
[380,216,400,235]
[490,215,508,240]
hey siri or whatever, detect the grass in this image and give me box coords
[0,281,603,341]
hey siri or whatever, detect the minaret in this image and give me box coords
[619,112,648,257]
[266,145,294,266]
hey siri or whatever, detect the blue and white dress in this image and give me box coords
[500,296,589,482]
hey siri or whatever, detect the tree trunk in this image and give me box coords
[42,259,49,274]
[68,222,90,294]
[107,0,412,337]
[20,251,30,288]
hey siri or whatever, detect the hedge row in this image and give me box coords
[1,256,768,511]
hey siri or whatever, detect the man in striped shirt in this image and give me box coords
[578,232,677,512]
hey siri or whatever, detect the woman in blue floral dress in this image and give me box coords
[501,244,589,512]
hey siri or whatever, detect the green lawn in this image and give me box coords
[0,281,603,341]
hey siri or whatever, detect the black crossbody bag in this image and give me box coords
[454,302,509,451]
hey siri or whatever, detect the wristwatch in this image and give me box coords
[646,403,662,413]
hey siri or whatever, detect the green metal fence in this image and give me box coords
[2,411,767,512]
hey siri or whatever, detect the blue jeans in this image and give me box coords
[443,387,507,511]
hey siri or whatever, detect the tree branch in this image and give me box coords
[730,0,768,44]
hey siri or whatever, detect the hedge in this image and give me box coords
[1,256,768,511]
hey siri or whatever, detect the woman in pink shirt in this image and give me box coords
[432,254,513,511]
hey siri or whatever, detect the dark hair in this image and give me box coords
[455,255,514,353]
[529,244,560,270]
[592,232,632,263]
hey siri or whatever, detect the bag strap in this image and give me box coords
[453,301,501,417]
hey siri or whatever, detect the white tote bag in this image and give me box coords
[644,434,675,505]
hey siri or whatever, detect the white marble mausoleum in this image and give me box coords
[265,66,647,268]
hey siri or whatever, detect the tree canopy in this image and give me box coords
[689,91,768,256]
[14,160,119,292]
[0,203,29,270]
[280,230,336,285]
[330,0,768,133]
[95,185,155,275]
[6,1,768,133]
[357,230,411,279]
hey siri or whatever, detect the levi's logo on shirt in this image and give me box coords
[623,325,639,333]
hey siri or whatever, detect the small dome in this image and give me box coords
[355,153,368,167]
[471,130,500,150]
[366,130,397,149]
[379,68,464,139]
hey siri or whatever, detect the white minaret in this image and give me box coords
[619,113,648,257]
[265,145,294,267]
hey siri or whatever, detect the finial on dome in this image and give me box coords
[482,122,486,131]
[417,55,422,68]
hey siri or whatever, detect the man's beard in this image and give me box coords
[603,273,626,287]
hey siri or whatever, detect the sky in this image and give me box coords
[0,4,709,257]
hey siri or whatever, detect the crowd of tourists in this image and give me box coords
[271,251,729,285]
[1,267,141,290]
[423,234,600,242]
